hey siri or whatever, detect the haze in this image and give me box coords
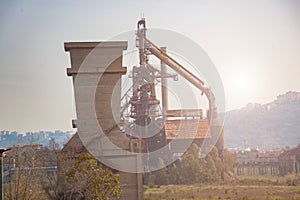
[1,0,300,132]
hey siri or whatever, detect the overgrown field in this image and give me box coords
[144,176,300,200]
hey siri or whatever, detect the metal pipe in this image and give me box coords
[160,47,168,118]
[145,39,216,120]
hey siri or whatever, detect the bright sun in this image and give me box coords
[232,70,251,91]
[225,67,259,109]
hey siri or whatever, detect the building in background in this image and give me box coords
[278,145,300,176]
[235,149,280,176]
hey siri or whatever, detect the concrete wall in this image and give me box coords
[65,41,142,200]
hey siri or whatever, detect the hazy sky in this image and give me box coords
[1,0,300,133]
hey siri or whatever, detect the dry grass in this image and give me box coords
[143,176,300,200]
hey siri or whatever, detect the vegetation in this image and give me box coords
[3,148,122,200]
[144,144,237,186]
[223,149,237,173]
[144,175,300,200]
[65,153,122,200]
[3,146,51,200]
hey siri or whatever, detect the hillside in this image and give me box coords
[224,91,300,149]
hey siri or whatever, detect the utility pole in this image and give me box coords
[0,148,11,200]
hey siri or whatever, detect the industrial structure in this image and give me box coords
[62,18,224,200]
[120,18,223,171]
[235,151,280,176]
[278,145,300,176]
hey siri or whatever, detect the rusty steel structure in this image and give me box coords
[124,18,224,179]
[129,18,216,120]
[122,18,220,145]
[119,19,224,181]
[135,18,216,120]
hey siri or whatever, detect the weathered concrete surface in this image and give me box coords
[65,41,142,200]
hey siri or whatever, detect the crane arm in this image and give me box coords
[145,38,216,120]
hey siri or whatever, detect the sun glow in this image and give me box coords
[224,67,259,110]
[231,70,252,92]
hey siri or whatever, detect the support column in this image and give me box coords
[65,42,142,200]
[161,47,168,118]
[0,149,10,200]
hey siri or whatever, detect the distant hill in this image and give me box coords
[223,91,300,149]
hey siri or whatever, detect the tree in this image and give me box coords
[65,153,122,200]
[204,147,222,182]
[41,171,59,200]
[179,144,203,184]
[203,153,219,182]
[143,144,237,185]
[167,161,180,184]
[3,145,49,200]
[153,157,169,185]
[223,149,237,173]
